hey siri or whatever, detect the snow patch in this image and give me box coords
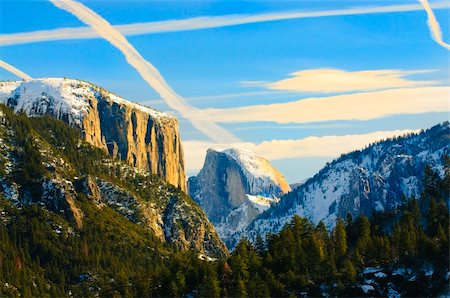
[360,285,374,293]
[374,201,385,212]
[388,287,400,298]
[0,78,173,128]
[220,148,290,196]
[198,254,216,262]
[246,194,278,212]
[374,272,387,278]
[363,267,383,274]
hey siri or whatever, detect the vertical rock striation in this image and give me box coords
[188,148,291,247]
[0,78,186,190]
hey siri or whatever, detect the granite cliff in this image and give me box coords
[188,148,290,247]
[0,78,186,190]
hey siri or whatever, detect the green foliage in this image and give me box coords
[217,160,449,297]
[0,105,448,297]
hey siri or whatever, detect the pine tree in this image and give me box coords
[355,216,371,265]
[255,235,265,256]
[427,197,438,236]
[334,218,348,263]
[341,259,356,284]
[199,266,220,298]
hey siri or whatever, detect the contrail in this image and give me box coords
[49,0,239,143]
[0,60,32,80]
[2,2,449,46]
[419,0,450,50]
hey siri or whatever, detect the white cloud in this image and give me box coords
[202,86,449,124]
[0,60,32,80]
[265,69,437,93]
[1,2,449,46]
[184,129,418,173]
[50,0,238,143]
[420,0,450,50]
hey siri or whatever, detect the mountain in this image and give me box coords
[0,104,447,297]
[231,122,449,248]
[0,104,227,258]
[188,148,290,246]
[0,78,186,190]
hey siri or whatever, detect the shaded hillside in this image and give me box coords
[0,104,226,259]
[233,123,449,247]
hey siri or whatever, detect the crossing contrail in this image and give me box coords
[49,0,239,143]
[0,60,32,80]
[1,2,449,46]
[419,0,450,50]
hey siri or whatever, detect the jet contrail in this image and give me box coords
[49,0,239,143]
[2,2,449,46]
[420,0,450,50]
[0,60,32,80]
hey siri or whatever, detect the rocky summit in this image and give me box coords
[188,148,290,247]
[0,78,186,190]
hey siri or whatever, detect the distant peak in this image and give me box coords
[208,146,291,194]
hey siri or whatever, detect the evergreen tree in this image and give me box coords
[334,218,348,263]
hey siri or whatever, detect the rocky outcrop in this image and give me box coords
[76,175,101,204]
[188,148,291,247]
[0,78,186,191]
[94,179,227,257]
[41,178,84,229]
[162,192,228,257]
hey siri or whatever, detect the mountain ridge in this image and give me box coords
[230,122,449,248]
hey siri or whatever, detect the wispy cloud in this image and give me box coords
[183,129,418,172]
[139,90,298,107]
[1,2,449,46]
[202,86,449,124]
[0,60,32,80]
[50,0,238,143]
[263,69,437,93]
[420,0,450,50]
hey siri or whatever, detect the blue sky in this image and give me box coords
[0,0,449,182]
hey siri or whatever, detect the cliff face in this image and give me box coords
[188,148,291,247]
[0,78,186,191]
[0,105,227,257]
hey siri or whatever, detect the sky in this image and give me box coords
[0,0,449,183]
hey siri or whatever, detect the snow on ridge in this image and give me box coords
[0,81,21,104]
[246,194,279,213]
[0,78,174,122]
[231,123,449,248]
[222,148,277,180]
[218,147,291,197]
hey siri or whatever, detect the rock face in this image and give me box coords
[42,178,84,229]
[0,105,227,258]
[233,122,450,248]
[0,78,186,191]
[188,148,291,247]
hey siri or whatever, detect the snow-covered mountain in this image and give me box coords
[188,148,291,246]
[0,78,186,190]
[231,123,449,248]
